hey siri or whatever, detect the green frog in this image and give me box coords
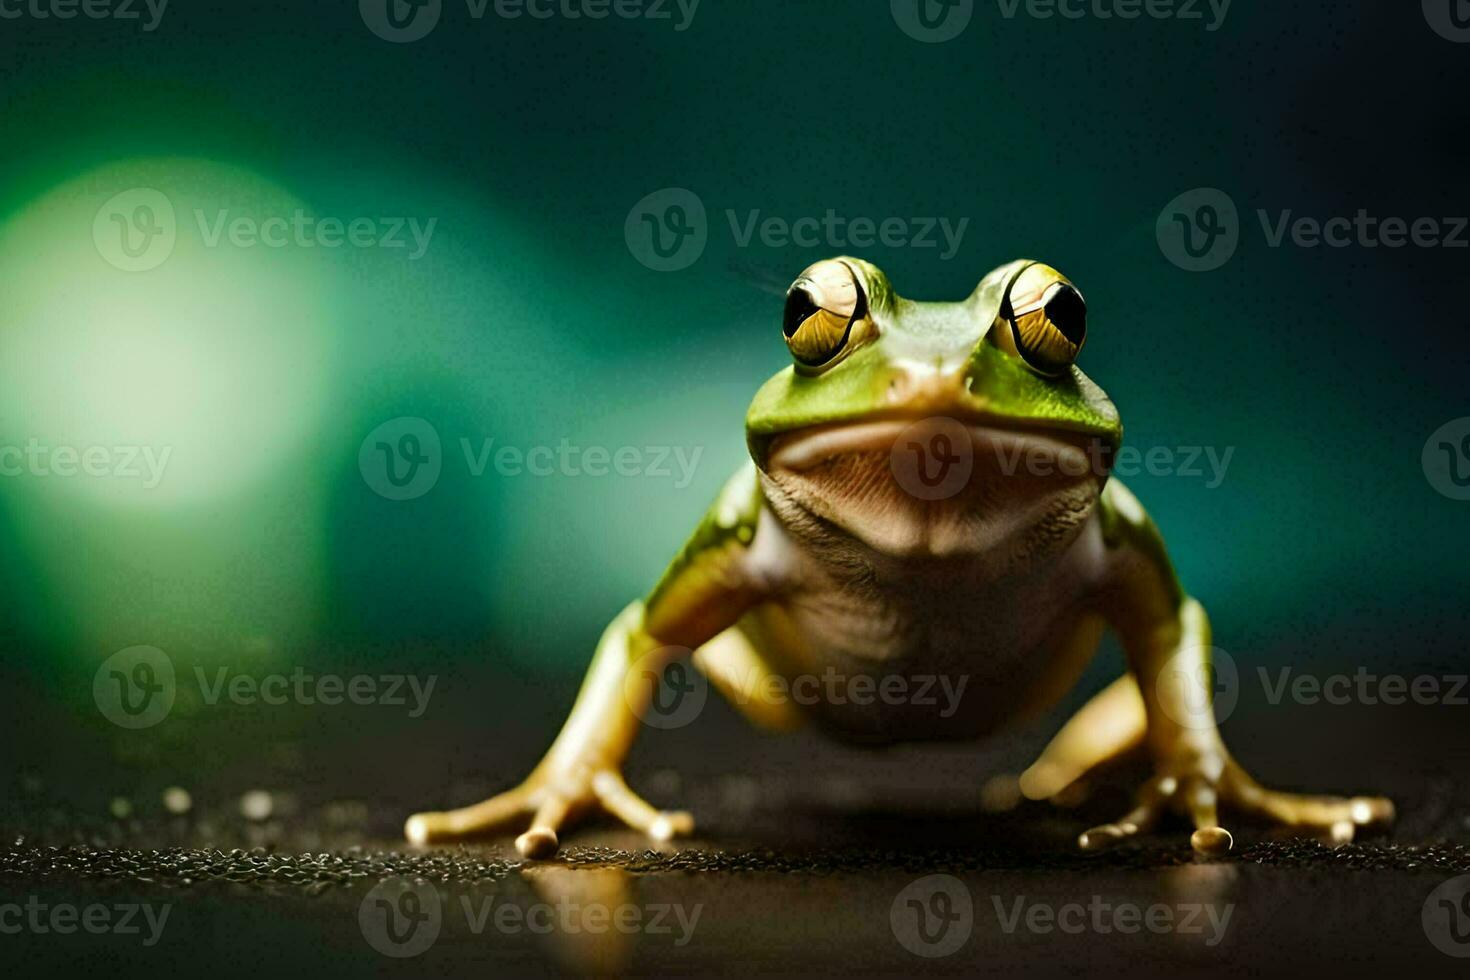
[405,257,1393,858]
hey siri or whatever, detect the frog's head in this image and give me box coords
[747,257,1122,558]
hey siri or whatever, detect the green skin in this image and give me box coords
[745,258,1119,465]
[403,257,1393,860]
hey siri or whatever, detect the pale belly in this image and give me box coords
[738,512,1111,745]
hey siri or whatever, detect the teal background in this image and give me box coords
[0,0,1466,721]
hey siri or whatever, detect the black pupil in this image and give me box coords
[783,288,820,338]
[1044,285,1087,344]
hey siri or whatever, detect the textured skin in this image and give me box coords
[401,257,1392,858]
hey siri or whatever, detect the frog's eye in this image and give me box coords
[783,259,868,368]
[999,263,1087,375]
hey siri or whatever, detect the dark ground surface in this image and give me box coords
[5,670,1470,979]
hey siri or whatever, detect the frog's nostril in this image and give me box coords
[886,361,974,410]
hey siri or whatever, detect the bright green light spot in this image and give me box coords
[0,158,335,508]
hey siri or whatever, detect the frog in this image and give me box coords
[404,256,1394,859]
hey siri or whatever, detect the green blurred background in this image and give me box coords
[0,0,1466,741]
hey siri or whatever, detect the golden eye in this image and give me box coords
[783,260,868,368]
[1000,263,1087,375]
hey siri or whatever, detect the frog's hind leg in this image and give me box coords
[693,623,806,733]
[1018,673,1147,802]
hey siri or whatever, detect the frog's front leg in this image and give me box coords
[1074,481,1394,856]
[406,601,693,856]
[405,465,770,858]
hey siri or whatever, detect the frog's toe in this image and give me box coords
[1189,826,1234,855]
[1180,776,1234,856]
[1077,776,1171,852]
[592,770,695,843]
[515,826,561,859]
[1079,774,1237,855]
[405,786,533,845]
[1079,762,1393,856]
[1220,762,1393,845]
[405,770,693,858]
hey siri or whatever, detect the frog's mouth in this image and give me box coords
[764,415,1113,478]
[759,415,1113,558]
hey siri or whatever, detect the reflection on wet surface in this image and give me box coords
[5,699,1470,976]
